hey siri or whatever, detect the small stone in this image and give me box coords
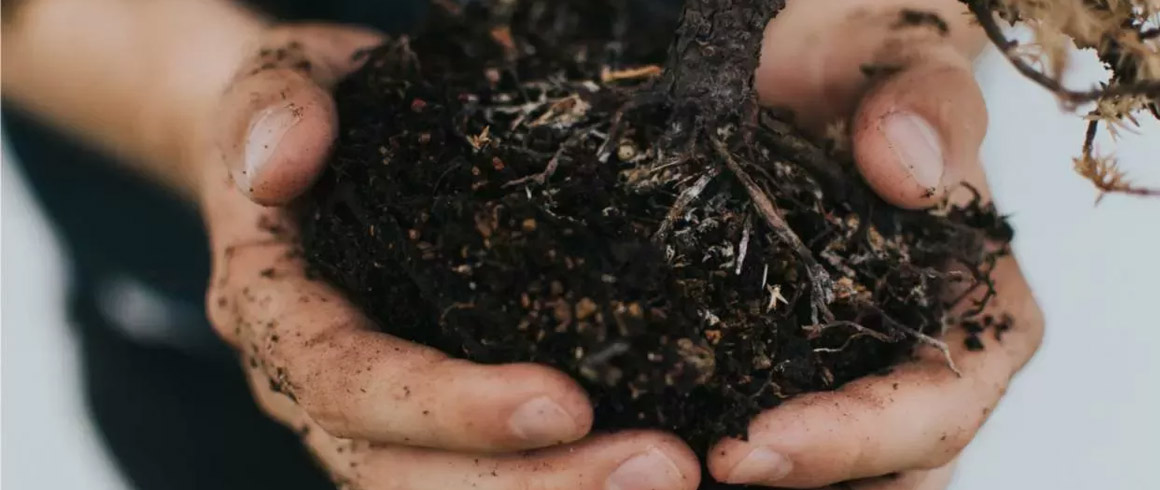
[617,141,638,161]
[575,297,598,320]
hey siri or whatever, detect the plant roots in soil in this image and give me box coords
[299,2,1011,487]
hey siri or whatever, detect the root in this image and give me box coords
[653,166,720,242]
[503,127,593,187]
[712,138,836,323]
[758,113,860,204]
[813,332,879,354]
[439,302,476,324]
[877,309,961,377]
[596,92,664,162]
[944,253,1000,319]
[804,320,894,343]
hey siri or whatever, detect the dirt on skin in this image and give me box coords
[299,1,1010,487]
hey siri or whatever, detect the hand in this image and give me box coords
[706,1,1044,488]
[201,24,700,490]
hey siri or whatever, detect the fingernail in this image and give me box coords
[507,396,577,443]
[606,447,685,490]
[725,447,793,484]
[242,105,301,193]
[882,111,945,192]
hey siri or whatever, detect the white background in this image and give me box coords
[2,40,1158,490]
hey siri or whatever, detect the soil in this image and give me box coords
[299,1,1010,487]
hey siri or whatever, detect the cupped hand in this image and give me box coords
[200,24,700,490]
[706,1,1044,488]
[199,6,1044,489]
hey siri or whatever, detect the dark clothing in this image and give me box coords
[2,2,423,489]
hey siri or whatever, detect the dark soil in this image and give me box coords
[299,1,1009,487]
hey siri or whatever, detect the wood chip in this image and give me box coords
[600,65,663,83]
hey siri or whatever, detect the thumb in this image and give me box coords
[851,46,988,208]
[216,25,382,206]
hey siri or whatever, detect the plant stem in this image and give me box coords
[661,0,785,117]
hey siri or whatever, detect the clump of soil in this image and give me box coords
[300,0,1009,485]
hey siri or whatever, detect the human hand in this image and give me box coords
[705,1,1045,488]
[201,24,700,490]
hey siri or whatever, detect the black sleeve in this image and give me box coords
[241,0,426,33]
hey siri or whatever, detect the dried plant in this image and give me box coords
[967,0,1160,197]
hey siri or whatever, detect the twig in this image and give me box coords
[1082,118,1099,156]
[967,1,1160,107]
[735,215,752,275]
[712,138,836,323]
[765,284,788,312]
[503,128,592,188]
[653,167,720,242]
[578,340,632,369]
[601,65,663,83]
[1075,120,1160,200]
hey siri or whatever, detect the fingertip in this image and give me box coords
[649,433,704,490]
[235,73,337,205]
[602,431,702,490]
[851,59,987,209]
[707,427,807,487]
[482,362,594,446]
[707,386,896,488]
[707,437,775,485]
[851,105,947,209]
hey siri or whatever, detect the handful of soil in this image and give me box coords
[299,0,1009,484]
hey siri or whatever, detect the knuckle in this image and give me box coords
[292,357,363,437]
[296,373,362,439]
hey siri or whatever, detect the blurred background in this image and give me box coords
[3,26,1159,490]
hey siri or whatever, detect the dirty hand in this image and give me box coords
[202,24,699,490]
[705,1,1045,489]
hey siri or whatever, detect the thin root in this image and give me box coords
[504,128,591,188]
[712,138,836,323]
[879,311,962,377]
[804,320,893,343]
[814,332,877,354]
